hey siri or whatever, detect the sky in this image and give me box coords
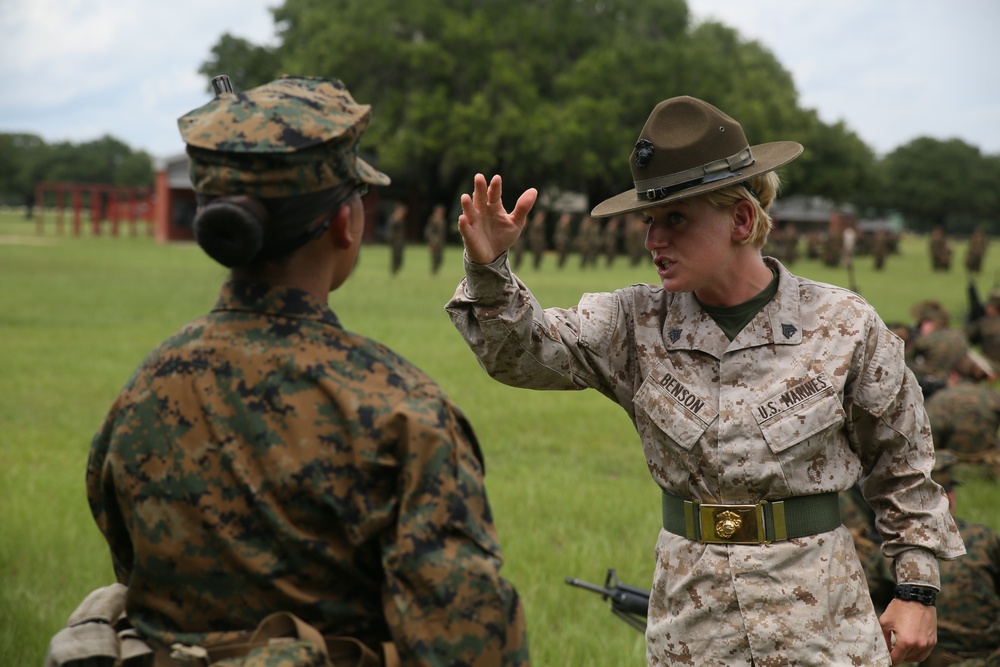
[1,0,998,161]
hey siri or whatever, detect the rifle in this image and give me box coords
[967,279,985,326]
[565,568,650,632]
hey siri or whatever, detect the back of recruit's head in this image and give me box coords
[176,74,390,268]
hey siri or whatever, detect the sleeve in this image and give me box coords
[444,251,624,397]
[851,323,966,589]
[379,385,528,667]
[86,400,135,584]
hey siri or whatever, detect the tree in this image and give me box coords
[194,0,985,226]
[881,137,997,233]
[198,33,282,93]
[784,112,879,206]
[0,133,153,211]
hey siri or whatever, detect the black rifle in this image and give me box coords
[565,568,650,632]
[968,279,986,326]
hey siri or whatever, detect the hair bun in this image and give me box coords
[193,196,269,267]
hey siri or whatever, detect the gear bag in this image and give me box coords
[45,583,400,667]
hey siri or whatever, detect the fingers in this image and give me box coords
[462,173,536,229]
[486,174,503,206]
[511,188,538,226]
[468,173,488,211]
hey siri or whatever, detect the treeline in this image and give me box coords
[4,0,999,234]
[196,0,1000,234]
[0,134,153,209]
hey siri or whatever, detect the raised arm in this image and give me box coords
[458,173,537,264]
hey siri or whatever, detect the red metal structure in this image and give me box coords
[34,182,154,237]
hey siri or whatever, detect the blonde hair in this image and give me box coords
[699,171,781,249]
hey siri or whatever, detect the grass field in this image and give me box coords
[2,209,998,666]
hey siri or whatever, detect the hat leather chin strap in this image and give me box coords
[635,146,755,202]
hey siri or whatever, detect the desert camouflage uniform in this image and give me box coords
[88,281,528,666]
[924,380,1000,474]
[839,486,895,612]
[922,518,1000,666]
[446,254,964,666]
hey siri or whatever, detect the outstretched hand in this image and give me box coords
[457,173,537,264]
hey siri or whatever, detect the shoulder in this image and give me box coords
[780,270,887,346]
[791,272,875,317]
[331,329,444,396]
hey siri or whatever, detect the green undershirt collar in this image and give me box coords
[697,268,779,341]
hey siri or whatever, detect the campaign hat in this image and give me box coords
[592,96,802,218]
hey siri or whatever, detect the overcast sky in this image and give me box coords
[2,0,998,160]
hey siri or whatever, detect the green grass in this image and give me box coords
[2,210,998,666]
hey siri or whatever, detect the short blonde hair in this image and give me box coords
[699,171,781,249]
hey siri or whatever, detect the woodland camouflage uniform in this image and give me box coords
[526,210,547,270]
[423,204,447,274]
[930,226,953,272]
[966,292,1000,369]
[552,213,573,268]
[920,452,1000,667]
[924,379,1000,475]
[83,76,528,667]
[964,227,989,276]
[602,217,621,267]
[575,215,601,269]
[910,331,970,376]
[907,302,970,395]
[386,204,407,275]
[926,519,1000,665]
[87,283,527,664]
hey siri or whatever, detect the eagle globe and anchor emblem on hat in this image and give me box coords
[590,96,804,219]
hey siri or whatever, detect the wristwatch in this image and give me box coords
[893,584,937,606]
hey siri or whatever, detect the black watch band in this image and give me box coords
[893,584,937,606]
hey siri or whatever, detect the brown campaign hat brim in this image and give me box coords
[591,140,803,218]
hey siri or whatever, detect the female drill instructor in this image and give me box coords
[445,96,964,666]
[84,76,528,666]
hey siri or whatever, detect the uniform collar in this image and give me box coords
[663,257,802,359]
[211,280,341,327]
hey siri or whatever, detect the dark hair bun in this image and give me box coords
[193,196,269,267]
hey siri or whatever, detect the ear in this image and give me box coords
[731,199,755,243]
[326,203,355,248]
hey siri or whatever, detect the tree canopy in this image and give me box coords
[193,0,998,230]
[3,0,997,232]
[0,134,153,208]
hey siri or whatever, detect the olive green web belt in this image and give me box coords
[661,491,841,544]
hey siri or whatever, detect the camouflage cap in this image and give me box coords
[177,75,390,197]
[910,300,949,326]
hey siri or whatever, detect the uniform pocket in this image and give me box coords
[753,374,845,453]
[633,368,717,451]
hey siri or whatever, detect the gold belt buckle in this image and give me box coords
[697,501,769,544]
